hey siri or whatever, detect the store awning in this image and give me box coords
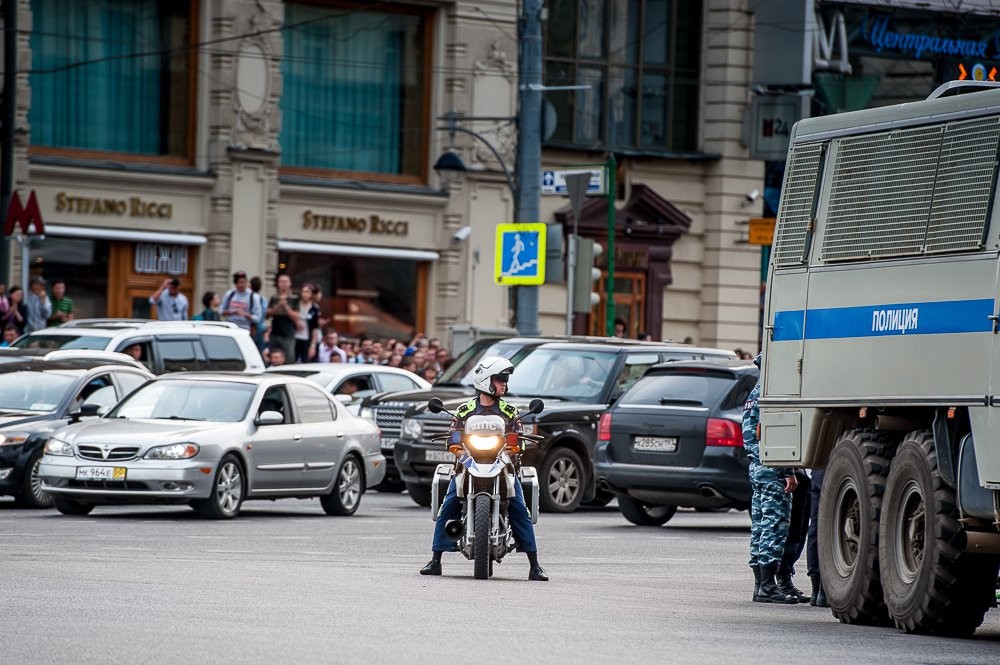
[43,225,208,246]
[277,240,439,262]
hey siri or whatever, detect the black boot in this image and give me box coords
[815,579,829,608]
[527,552,549,581]
[809,575,821,605]
[755,563,797,604]
[751,565,762,601]
[776,572,809,603]
[420,552,442,576]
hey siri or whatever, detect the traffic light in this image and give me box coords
[572,237,603,313]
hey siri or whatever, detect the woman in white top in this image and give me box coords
[294,283,321,362]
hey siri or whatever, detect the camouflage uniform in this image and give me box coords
[743,379,793,567]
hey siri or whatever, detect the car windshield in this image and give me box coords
[109,380,256,422]
[437,341,535,386]
[0,372,75,412]
[506,349,616,400]
[12,334,110,350]
[621,372,737,407]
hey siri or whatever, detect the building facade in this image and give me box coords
[2,0,766,351]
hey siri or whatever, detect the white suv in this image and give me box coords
[12,320,264,374]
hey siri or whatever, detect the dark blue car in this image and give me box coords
[594,359,758,525]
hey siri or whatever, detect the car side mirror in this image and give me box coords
[256,410,284,426]
[69,403,104,424]
[333,394,353,405]
[528,398,544,414]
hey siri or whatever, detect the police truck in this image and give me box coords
[761,81,1000,637]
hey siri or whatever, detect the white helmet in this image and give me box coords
[473,356,515,396]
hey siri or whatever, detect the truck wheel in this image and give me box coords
[539,447,584,513]
[879,430,1000,637]
[473,494,491,580]
[818,429,896,626]
[617,495,677,526]
[406,482,432,507]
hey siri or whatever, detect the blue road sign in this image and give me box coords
[495,223,547,285]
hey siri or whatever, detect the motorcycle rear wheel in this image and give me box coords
[473,495,491,580]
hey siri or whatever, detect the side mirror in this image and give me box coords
[68,403,104,424]
[333,394,353,405]
[427,397,445,413]
[256,410,284,426]
[528,398,544,414]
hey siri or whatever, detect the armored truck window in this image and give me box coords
[820,115,1000,263]
[773,143,824,267]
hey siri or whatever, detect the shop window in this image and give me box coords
[28,237,110,319]
[544,0,702,153]
[29,0,195,161]
[280,2,429,180]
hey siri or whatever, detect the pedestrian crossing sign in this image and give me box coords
[495,223,547,285]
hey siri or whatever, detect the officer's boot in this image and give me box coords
[814,578,829,608]
[751,565,762,601]
[755,563,797,604]
[776,572,809,603]
[809,575,821,606]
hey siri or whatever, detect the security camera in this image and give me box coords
[745,189,760,203]
[452,226,472,243]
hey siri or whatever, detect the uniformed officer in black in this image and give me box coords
[419,356,548,581]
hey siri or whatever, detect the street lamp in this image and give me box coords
[434,112,517,196]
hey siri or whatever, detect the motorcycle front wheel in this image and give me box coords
[473,494,491,580]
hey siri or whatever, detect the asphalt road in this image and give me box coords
[1,493,998,665]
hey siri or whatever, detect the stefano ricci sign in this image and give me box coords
[862,15,1000,60]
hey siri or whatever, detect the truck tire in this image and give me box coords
[818,429,896,626]
[406,482,432,507]
[473,494,491,580]
[879,430,1000,637]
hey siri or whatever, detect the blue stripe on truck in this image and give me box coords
[772,299,995,341]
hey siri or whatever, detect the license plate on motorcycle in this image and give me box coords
[633,436,678,452]
[76,466,127,481]
[425,450,455,463]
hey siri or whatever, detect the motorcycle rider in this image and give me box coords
[419,356,549,581]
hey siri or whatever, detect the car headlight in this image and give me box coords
[0,431,30,446]
[44,439,74,456]
[401,418,423,439]
[358,406,374,420]
[466,434,503,452]
[144,443,200,460]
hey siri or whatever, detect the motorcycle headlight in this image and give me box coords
[0,431,30,446]
[401,418,423,439]
[144,443,200,460]
[466,434,503,453]
[44,438,74,456]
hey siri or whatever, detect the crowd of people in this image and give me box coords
[0,277,74,346]
[150,271,454,382]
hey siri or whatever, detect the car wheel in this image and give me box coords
[539,447,585,513]
[13,453,53,509]
[618,495,677,526]
[321,455,364,516]
[374,476,406,493]
[53,496,94,516]
[406,482,432,507]
[195,455,245,519]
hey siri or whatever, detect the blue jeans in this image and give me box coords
[432,476,537,553]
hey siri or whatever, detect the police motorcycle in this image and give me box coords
[427,396,544,580]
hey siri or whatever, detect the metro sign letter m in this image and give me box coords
[3,191,45,236]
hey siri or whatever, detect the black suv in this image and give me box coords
[0,358,153,507]
[361,336,557,491]
[594,359,758,525]
[393,341,738,512]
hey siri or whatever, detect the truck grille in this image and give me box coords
[373,403,408,438]
[77,444,141,461]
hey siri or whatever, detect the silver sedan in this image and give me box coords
[38,372,386,519]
